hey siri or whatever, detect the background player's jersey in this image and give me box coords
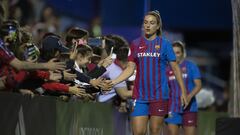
[128,36,176,102]
[166,60,201,113]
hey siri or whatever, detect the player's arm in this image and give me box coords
[115,87,133,100]
[112,41,136,85]
[188,79,201,100]
[9,58,66,71]
[187,64,202,100]
[112,61,135,85]
[170,61,189,108]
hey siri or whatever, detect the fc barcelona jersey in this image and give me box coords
[128,36,176,102]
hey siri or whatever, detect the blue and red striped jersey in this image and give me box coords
[166,60,201,113]
[128,36,176,102]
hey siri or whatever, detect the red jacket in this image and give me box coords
[0,65,69,92]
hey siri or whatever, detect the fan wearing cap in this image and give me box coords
[40,33,69,61]
[0,20,66,72]
[37,33,91,97]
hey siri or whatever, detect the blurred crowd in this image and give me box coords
[0,1,133,112]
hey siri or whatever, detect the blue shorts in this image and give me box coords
[165,112,182,125]
[130,99,168,117]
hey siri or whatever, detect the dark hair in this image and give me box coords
[76,45,93,57]
[145,10,162,36]
[106,34,129,61]
[172,41,185,54]
[102,37,115,56]
[40,33,61,61]
[65,27,89,47]
[40,48,59,61]
[91,46,102,56]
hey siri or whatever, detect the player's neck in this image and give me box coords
[177,59,184,64]
[145,33,157,40]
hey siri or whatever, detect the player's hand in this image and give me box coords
[110,80,117,87]
[45,58,66,71]
[181,92,189,109]
[99,80,113,91]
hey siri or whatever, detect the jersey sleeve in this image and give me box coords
[127,42,136,62]
[30,70,50,80]
[42,82,69,92]
[190,62,201,79]
[166,42,176,62]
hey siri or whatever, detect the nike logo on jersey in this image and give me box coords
[158,109,164,112]
[188,120,194,123]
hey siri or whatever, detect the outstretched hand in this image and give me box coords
[46,58,66,71]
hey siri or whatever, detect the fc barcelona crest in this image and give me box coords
[155,45,161,50]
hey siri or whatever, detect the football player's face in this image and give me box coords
[173,46,184,62]
[143,15,160,36]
